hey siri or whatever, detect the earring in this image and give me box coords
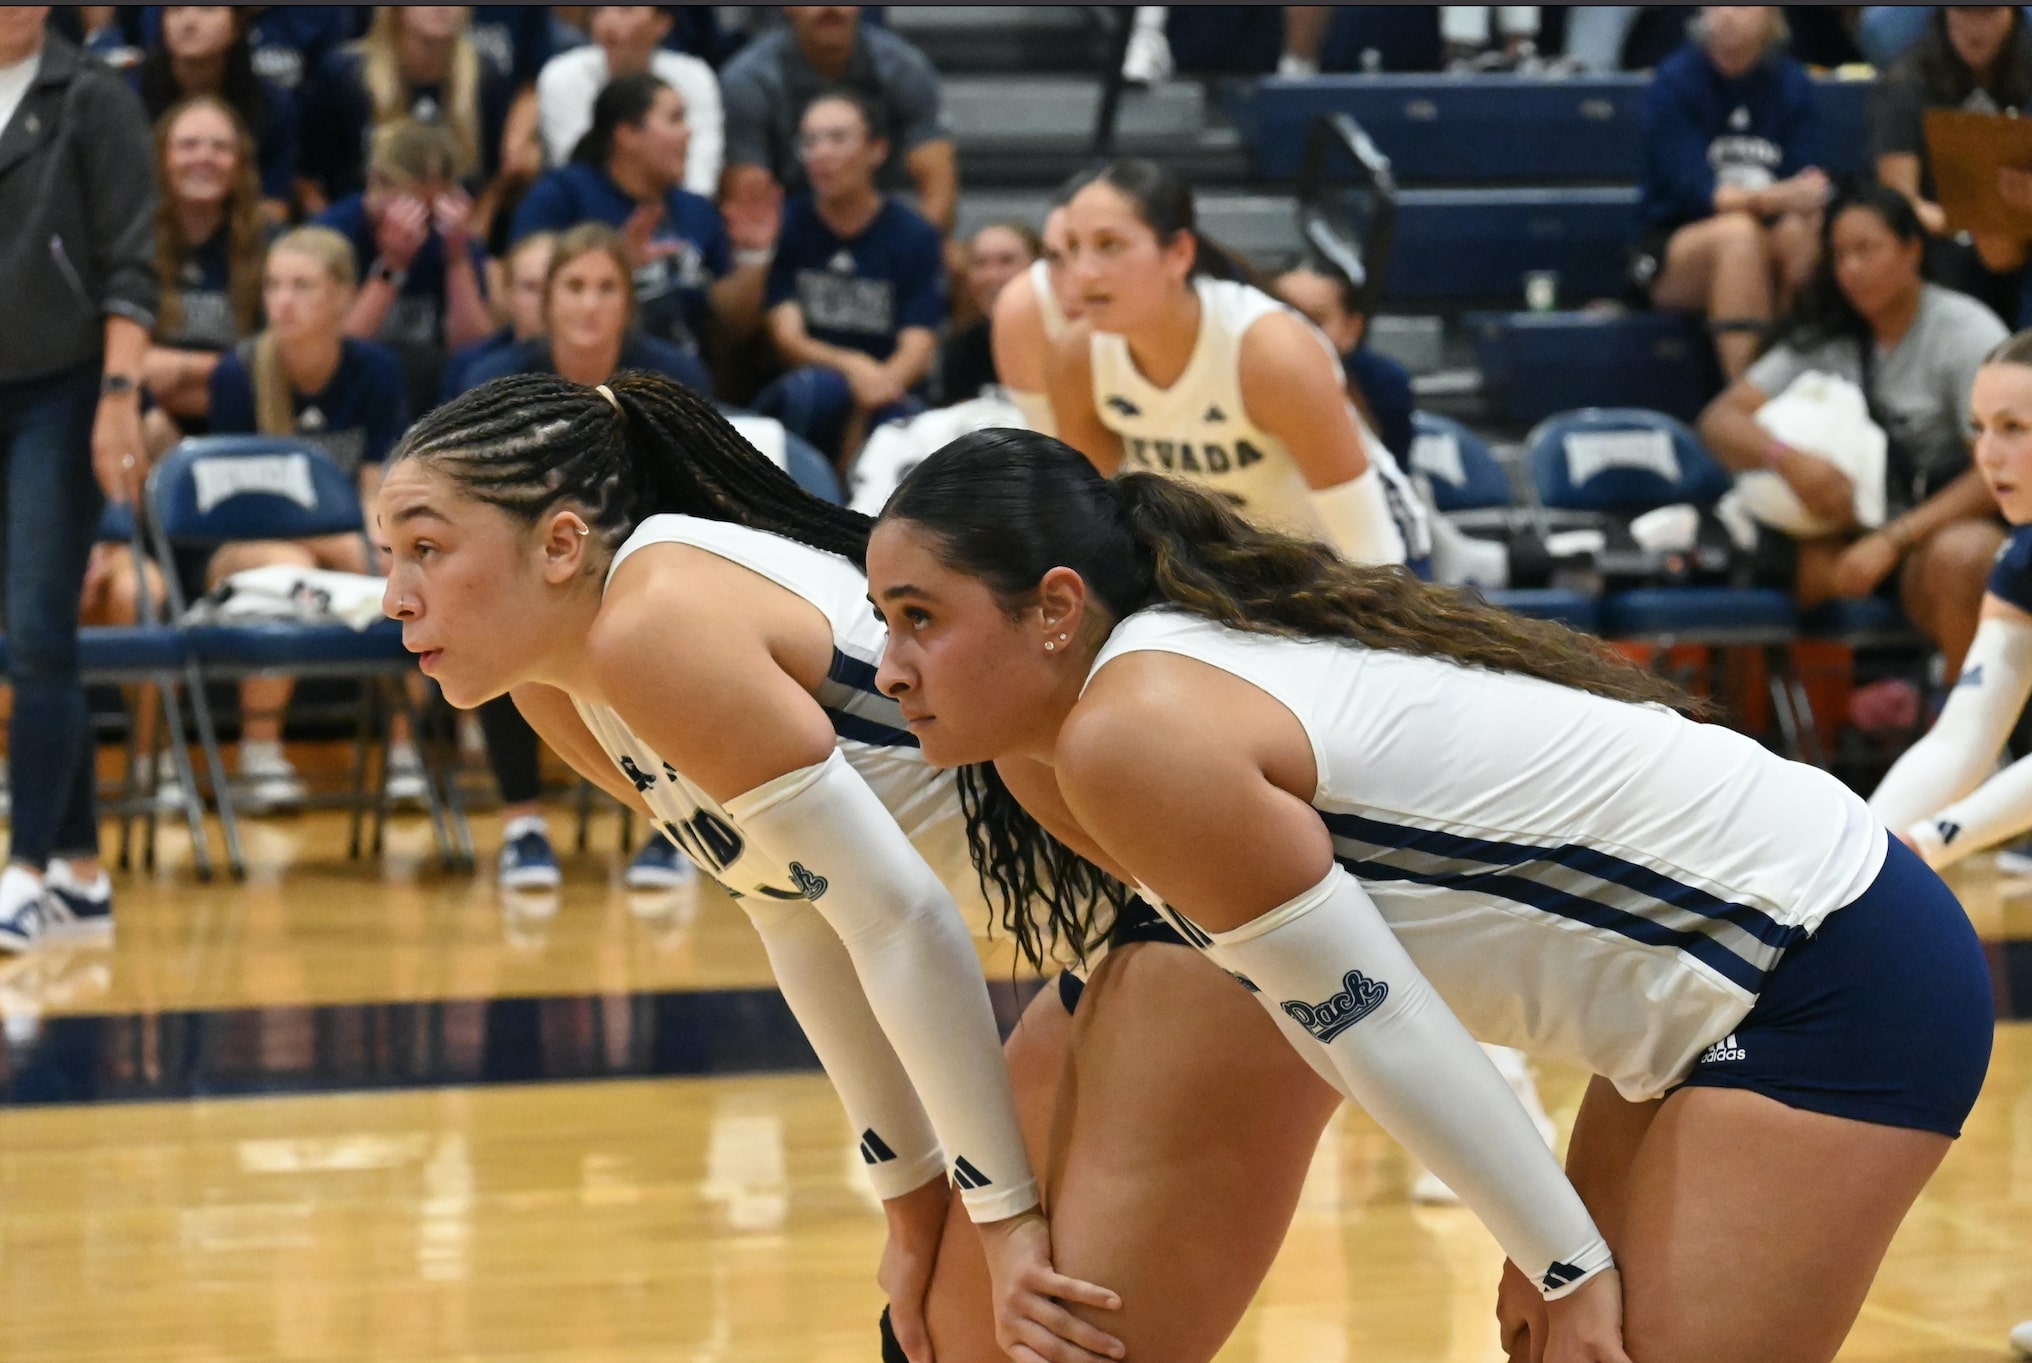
[1057,633,1068,642]
[1044,640,1056,652]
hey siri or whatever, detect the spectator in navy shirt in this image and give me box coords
[206,227,415,811]
[720,6,956,237]
[142,96,270,452]
[512,73,776,358]
[756,90,943,463]
[1273,262,1416,463]
[442,231,554,401]
[134,6,299,223]
[316,119,493,415]
[300,6,514,215]
[1633,5,1829,380]
[465,223,711,395]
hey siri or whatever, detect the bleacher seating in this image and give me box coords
[1226,73,1873,185]
[1281,72,1868,310]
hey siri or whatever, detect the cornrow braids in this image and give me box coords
[389,370,875,563]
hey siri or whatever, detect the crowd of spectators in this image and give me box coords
[7,3,2032,905]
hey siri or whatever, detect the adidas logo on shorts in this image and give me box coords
[1699,1032,1747,1064]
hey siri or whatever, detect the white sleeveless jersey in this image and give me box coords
[1089,277,1430,560]
[571,515,976,910]
[1088,609,1888,1101]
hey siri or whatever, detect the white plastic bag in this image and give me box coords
[1732,370,1887,536]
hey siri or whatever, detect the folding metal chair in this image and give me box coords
[144,436,472,877]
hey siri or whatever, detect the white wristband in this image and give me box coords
[1311,467,1408,565]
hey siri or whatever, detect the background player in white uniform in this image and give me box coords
[993,170,1089,438]
[373,370,1353,1363]
[867,430,1994,1363]
[1046,158,1429,570]
[1871,331,2032,870]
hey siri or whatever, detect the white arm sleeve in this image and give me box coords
[1869,616,2032,832]
[727,751,1040,1221]
[1311,468,1409,566]
[1909,751,2032,869]
[736,894,946,1199]
[1200,866,1612,1299]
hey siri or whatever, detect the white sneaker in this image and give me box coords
[384,742,429,807]
[1122,17,1173,85]
[236,742,306,812]
[42,859,112,941]
[141,752,187,812]
[2012,1319,2032,1361]
[0,866,46,954]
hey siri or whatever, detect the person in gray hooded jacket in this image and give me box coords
[0,7,158,949]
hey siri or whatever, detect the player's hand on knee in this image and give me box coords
[1496,1258,1547,1363]
[878,1177,951,1363]
[978,1211,1124,1363]
[1541,1266,1634,1363]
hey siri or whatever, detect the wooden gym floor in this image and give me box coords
[0,806,2025,1363]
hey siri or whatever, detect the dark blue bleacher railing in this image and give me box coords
[1228,73,1874,186]
[1235,73,1873,308]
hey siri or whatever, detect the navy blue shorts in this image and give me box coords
[1674,837,1994,1137]
[1057,900,1192,1014]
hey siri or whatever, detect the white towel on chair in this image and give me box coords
[189,566,388,631]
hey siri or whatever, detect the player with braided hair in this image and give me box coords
[377,368,1345,1363]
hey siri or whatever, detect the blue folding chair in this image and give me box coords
[1527,408,1813,756]
[1411,411,1602,633]
[1407,411,1511,513]
[145,436,471,877]
[87,501,217,877]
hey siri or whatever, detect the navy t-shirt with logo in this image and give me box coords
[314,193,489,349]
[208,336,410,476]
[509,163,730,350]
[765,196,945,363]
[1990,524,2032,616]
[1639,43,1821,234]
[160,230,248,352]
[300,47,516,200]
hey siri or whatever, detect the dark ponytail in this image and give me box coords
[389,370,873,564]
[572,72,668,168]
[879,430,1696,969]
[958,762,1134,969]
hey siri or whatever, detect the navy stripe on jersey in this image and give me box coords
[1322,810,1803,993]
[817,646,917,748]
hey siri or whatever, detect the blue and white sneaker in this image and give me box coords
[0,868,46,955]
[498,821,562,891]
[42,860,113,941]
[624,830,697,891]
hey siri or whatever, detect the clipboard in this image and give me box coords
[1924,108,2032,234]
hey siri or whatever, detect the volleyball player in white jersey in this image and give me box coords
[372,369,1374,1363]
[867,430,1994,1363]
[1871,331,2032,871]
[372,370,1141,1363]
[1047,158,1430,571]
[992,175,1086,438]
